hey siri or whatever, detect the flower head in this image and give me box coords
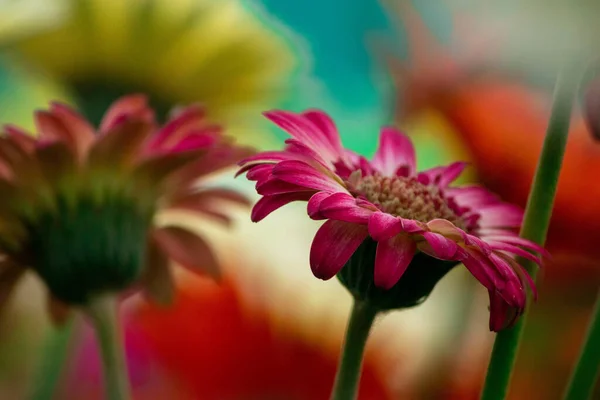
[238,110,545,331]
[2,0,298,144]
[0,94,252,320]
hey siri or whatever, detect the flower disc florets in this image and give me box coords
[0,95,252,317]
[238,109,547,331]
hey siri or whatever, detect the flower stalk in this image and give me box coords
[480,68,577,400]
[29,319,76,400]
[85,295,131,400]
[330,300,378,400]
[563,290,600,400]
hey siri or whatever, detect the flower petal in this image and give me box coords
[371,127,416,176]
[374,235,416,289]
[368,212,403,241]
[307,192,332,220]
[272,160,346,193]
[141,235,175,306]
[310,220,368,280]
[251,193,312,222]
[153,226,220,280]
[420,232,460,260]
[476,204,523,228]
[318,192,374,223]
[99,94,154,132]
[488,290,522,332]
[88,120,153,169]
[264,110,343,163]
[49,102,95,156]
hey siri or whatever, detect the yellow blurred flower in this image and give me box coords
[1,0,299,146]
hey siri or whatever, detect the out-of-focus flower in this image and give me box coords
[238,110,545,331]
[389,2,600,282]
[0,94,251,319]
[445,0,599,81]
[127,277,393,400]
[1,0,298,144]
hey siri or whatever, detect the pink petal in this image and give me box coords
[302,109,343,155]
[147,105,206,150]
[34,111,76,147]
[488,290,521,331]
[371,127,416,177]
[100,94,154,132]
[310,220,368,280]
[256,178,314,196]
[49,102,95,156]
[446,185,500,207]
[426,219,464,240]
[488,241,542,265]
[251,193,311,222]
[170,188,250,208]
[479,234,547,256]
[152,226,220,279]
[264,110,342,163]
[285,138,330,168]
[420,232,460,260]
[308,192,333,220]
[462,257,495,290]
[476,204,523,228]
[88,120,153,168]
[318,192,374,223]
[368,212,403,241]
[417,161,468,187]
[3,125,36,153]
[245,164,273,182]
[401,219,427,233]
[272,160,346,193]
[374,235,416,289]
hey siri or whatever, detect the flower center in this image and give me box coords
[355,174,464,227]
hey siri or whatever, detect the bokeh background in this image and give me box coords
[0,0,599,399]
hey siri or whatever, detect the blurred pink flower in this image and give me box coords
[238,110,545,331]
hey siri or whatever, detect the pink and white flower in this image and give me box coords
[238,109,545,331]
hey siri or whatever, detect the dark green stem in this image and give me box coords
[480,69,577,400]
[85,295,131,400]
[563,291,600,400]
[330,300,378,400]
[28,318,76,400]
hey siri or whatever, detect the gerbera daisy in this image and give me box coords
[238,109,545,332]
[1,0,298,144]
[0,94,251,318]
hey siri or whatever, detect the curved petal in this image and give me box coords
[264,110,343,163]
[153,226,220,280]
[420,232,460,260]
[318,192,374,223]
[476,204,523,229]
[417,161,468,187]
[488,290,522,332]
[310,220,368,280]
[251,193,312,222]
[374,235,416,289]
[141,235,175,305]
[301,109,342,154]
[34,111,77,147]
[371,127,416,177]
[272,160,346,193]
[99,94,154,132]
[88,120,153,169]
[49,102,95,156]
[368,212,403,241]
[307,192,333,220]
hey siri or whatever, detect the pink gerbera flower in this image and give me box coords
[238,110,545,331]
[0,94,252,320]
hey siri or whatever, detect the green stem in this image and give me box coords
[480,68,577,400]
[84,295,131,400]
[563,291,600,400]
[330,300,378,400]
[28,318,76,400]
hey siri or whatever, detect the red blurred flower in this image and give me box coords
[131,278,393,400]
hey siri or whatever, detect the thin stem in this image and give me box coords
[480,68,577,400]
[28,318,76,400]
[563,290,600,400]
[84,295,131,400]
[330,300,378,400]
